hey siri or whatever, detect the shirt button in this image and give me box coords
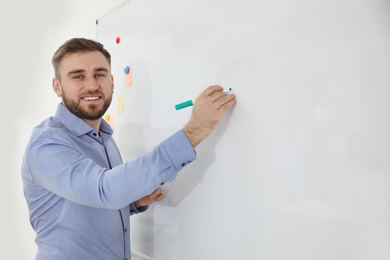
[160,182,165,186]
[181,163,186,167]
[93,133,97,136]
[125,228,127,233]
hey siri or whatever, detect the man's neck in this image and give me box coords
[83,118,101,134]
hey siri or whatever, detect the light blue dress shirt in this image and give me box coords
[21,104,196,260]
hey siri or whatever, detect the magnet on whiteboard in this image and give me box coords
[105,114,110,121]
[116,37,120,44]
[124,66,132,86]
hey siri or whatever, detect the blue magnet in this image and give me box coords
[125,66,130,74]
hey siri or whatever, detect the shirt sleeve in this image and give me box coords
[130,203,149,215]
[26,129,196,210]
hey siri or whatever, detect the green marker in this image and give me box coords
[175,100,193,110]
[175,88,232,110]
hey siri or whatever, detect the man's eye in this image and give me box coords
[74,75,83,79]
[96,74,106,77]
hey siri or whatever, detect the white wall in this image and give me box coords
[0,1,124,258]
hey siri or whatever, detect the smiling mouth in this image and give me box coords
[82,96,101,101]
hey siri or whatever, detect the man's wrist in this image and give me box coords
[182,124,203,148]
[134,200,141,209]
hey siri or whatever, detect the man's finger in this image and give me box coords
[201,85,223,97]
[217,95,237,112]
[209,90,227,103]
[150,188,162,199]
[156,193,165,201]
[210,93,236,110]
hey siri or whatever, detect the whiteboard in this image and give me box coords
[97,0,390,259]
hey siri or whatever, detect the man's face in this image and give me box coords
[53,51,114,121]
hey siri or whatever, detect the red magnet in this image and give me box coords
[116,37,120,44]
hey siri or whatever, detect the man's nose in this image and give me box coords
[85,76,99,91]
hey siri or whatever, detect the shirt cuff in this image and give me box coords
[161,130,197,174]
[130,203,149,215]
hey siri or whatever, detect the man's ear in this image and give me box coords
[52,78,62,97]
[111,75,115,94]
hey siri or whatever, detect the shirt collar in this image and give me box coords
[55,103,113,137]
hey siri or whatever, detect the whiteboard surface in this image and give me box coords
[97,0,390,259]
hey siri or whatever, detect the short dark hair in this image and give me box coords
[52,38,111,81]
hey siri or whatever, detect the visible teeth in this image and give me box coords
[84,97,99,101]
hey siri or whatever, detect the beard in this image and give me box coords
[62,90,112,121]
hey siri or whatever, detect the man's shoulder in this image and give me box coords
[33,116,63,134]
[30,116,72,144]
[23,116,75,168]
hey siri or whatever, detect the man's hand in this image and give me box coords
[183,85,236,148]
[134,188,164,208]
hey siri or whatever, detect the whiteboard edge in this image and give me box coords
[97,0,132,22]
[131,250,154,260]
